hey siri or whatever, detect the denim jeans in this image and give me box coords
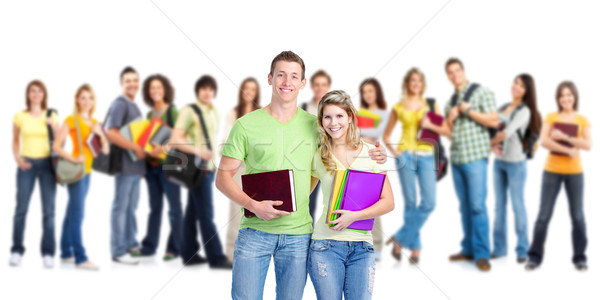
[232,228,311,300]
[60,174,91,264]
[492,159,528,258]
[12,157,57,256]
[110,174,141,258]
[181,172,227,266]
[140,165,183,256]
[528,171,587,264]
[451,159,491,260]
[393,153,436,250]
[308,240,376,300]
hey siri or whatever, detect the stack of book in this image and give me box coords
[357,109,382,129]
[327,169,386,233]
[118,117,173,161]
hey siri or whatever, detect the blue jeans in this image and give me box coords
[11,157,57,256]
[110,174,141,258]
[451,159,491,260]
[492,159,528,258]
[528,171,587,264]
[393,153,436,250]
[60,174,91,264]
[232,228,311,300]
[141,165,183,256]
[181,172,227,266]
[308,240,375,300]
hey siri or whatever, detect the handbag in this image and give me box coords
[164,104,211,188]
[55,115,86,185]
[92,98,129,175]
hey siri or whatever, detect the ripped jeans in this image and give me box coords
[308,240,375,300]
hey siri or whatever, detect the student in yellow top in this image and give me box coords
[526,81,592,272]
[383,68,450,264]
[53,84,109,271]
[309,90,394,300]
[10,80,59,268]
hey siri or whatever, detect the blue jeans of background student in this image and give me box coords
[393,152,436,250]
[308,240,376,300]
[232,228,311,300]
[60,174,91,264]
[140,165,182,256]
[12,157,57,256]
[181,171,227,266]
[528,171,587,264]
[451,158,490,261]
[492,159,528,258]
[110,174,141,258]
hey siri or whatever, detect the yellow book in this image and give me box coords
[326,169,347,224]
[130,119,150,144]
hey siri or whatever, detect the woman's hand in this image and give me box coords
[70,154,85,164]
[329,210,359,231]
[420,115,432,130]
[16,157,32,170]
[149,143,164,158]
[491,143,503,156]
[568,147,579,158]
[92,123,104,136]
[551,129,568,141]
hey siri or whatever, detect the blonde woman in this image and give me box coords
[383,68,449,263]
[309,90,394,300]
[53,84,109,270]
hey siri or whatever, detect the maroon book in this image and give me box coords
[551,122,579,156]
[418,111,443,144]
[241,169,296,218]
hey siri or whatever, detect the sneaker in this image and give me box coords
[43,255,54,269]
[184,255,208,266]
[210,260,233,270]
[76,261,100,271]
[163,253,178,262]
[128,248,142,257]
[113,254,140,265]
[9,253,22,267]
[575,262,588,271]
[476,258,491,272]
[61,256,75,263]
[525,261,539,271]
[517,257,527,264]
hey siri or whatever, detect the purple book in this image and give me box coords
[340,170,386,231]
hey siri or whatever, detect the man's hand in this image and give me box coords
[248,200,291,221]
[448,106,460,124]
[369,141,387,164]
[458,101,471,114]
[133,145,146,159]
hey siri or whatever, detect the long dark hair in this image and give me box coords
[236,77,261,118]
[517,73,542,135]
[359,78,387,110]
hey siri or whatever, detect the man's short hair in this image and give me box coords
[195,75,218,97]
[270,51,306,80]
[445,57,464,72]
[120,66,137,81]
[310,70,331,86]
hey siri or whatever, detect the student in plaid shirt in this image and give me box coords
[444,58,498,272]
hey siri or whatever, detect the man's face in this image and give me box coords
[268,60,306,103]
[121,72,139,99]
[446,63,466,88]
[311,76,330,103]
[197,87,215,105]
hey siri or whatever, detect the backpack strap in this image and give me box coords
[166,105,174,128]
[426,98,436,113]
[451,83,479,105]
[46,108,57,144]
[188,104,212,151]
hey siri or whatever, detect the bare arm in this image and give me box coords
[382,109,401,157]
[52,123,84,163]
[552,125,592,151]
[466,109,499,128]
[216,156,290,221]
[540,123,578,156]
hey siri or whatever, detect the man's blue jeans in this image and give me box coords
[110,174,141,258]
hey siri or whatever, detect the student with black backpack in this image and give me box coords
[489,74,541,264]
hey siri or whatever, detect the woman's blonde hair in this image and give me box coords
[400,67,426,101]
[74,84,96,116]
[317,90,361,173]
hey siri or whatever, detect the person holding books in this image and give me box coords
[105,66,147,265]
[223,77,261,262]
[217,51,387,300]
[10,80,59,268]
[309,90,394,300]
[383,68,449,264]
[171,75,231,269]
[526,81,592,271]
[131,74,182,261]
[357,78,390,260]
[444,58,498,271]
[53,84,109,271]
[489,74,541,264]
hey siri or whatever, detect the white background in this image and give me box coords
[1,0,599,299]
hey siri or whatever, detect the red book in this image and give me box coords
[357,115,375,128]
[86,122,107,157]
[137,118,164,147]
[551,122,579,156]
[241,170,296,218]
[418,111,443,144]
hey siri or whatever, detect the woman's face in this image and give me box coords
[149,79,165,103]
[322,104,351,142]
[362,83,377,106]
[408,73,423,96]
[242,81,258,104]
[559,87,575,111]
[77,91,94,113]
[28,85,44,106]
[511,77,526,100]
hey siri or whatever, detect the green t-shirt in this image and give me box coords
[222,108,319,235]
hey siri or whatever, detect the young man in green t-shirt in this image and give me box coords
[217,51,387,299]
